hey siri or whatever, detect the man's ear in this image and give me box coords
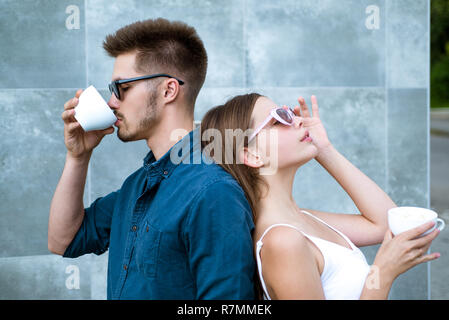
[238,147,264,168]
[162,78,180,104]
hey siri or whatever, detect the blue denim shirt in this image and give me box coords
[63,128,255,299]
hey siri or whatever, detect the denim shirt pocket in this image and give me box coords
[135,221,162,279]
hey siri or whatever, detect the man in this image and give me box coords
[48,18,255,299]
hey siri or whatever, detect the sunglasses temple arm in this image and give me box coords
[248,116,273,142]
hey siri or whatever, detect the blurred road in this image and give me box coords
[430,109,449,299]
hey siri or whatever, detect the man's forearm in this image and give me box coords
[48,152,91,255]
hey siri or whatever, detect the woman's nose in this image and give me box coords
[293,116,303,128]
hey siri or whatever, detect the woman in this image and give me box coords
[200,93,441,299]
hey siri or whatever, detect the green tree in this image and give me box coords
[431,0,449,108]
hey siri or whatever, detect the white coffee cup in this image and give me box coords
[388,206,445,236]
[74,85,117,131]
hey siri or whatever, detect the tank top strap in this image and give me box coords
[255,214,369,300]
[300,209,356,250]
[256,223,311,300]
[256,223,305,247]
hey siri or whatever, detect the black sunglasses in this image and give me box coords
[108,73,185,100]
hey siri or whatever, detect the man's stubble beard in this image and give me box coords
[117,89,159,142]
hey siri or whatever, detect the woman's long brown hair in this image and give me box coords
[200,93,268,299]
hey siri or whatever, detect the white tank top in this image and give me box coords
[255,210,371,300]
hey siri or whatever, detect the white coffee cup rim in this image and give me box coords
[388,206,437,220]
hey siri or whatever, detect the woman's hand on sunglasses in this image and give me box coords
[62,89,114,161]
[292,95,332,155]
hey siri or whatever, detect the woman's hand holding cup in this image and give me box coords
[372,221,441,285]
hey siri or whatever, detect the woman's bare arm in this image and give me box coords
[259,227,326,299]
[294,96,395,247]
[306,144,395,247]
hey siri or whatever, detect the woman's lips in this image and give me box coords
[300,131,311,142]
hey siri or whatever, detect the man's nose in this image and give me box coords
[108,94,119,110]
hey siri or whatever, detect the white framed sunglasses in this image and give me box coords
[248,107,296,143]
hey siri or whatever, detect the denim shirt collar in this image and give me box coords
[143,127,201,178]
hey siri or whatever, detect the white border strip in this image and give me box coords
[84,0,92,206]
[426,0,431,301]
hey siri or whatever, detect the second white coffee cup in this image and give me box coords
[388,206,445,236]
[74,85,117,132]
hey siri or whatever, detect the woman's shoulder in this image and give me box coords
[255,220,309,251]
[254,215,325,277]
[255,222,319,275]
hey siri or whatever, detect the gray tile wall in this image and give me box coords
[0,0,429,299]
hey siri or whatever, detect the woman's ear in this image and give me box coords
[239,147,264,168]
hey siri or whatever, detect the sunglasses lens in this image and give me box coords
[109,83,120,100]
[275,108,293,123]
[108,83,114,96]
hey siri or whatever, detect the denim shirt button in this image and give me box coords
[132,225,137,232]
[163,170,168,175]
